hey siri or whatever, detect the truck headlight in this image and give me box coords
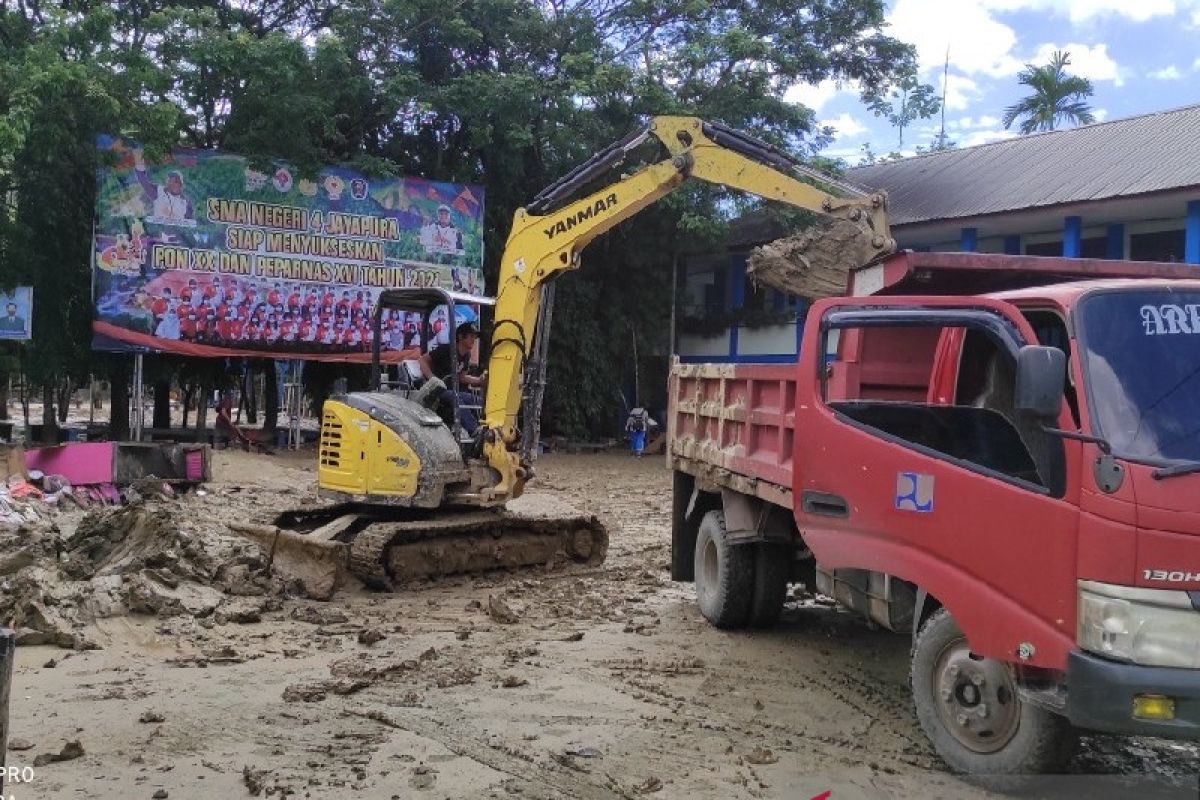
[1078,580,1200,669]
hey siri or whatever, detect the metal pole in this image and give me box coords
[632,326,639,407]
[133,352,144,442]
[288,360,302,450]
[669,252,679,360]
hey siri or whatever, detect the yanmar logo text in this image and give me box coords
[543,193,618,239]
[1143,569,1200,583]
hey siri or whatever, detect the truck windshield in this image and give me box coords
[1077,289,1200,462]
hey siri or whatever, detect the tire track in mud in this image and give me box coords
[339,697,633,800]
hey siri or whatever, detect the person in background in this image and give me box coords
[215,392,251,450]
[625,406,651,457]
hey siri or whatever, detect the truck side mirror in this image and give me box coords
[1014,345,1066,419]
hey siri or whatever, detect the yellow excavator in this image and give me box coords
[235,116,894,592]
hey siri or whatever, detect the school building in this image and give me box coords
[676,103,1200,363]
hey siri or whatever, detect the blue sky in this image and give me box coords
[789,0,1200,163]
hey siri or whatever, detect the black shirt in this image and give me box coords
[428,342,461,381]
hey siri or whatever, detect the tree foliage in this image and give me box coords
[1002,50,1096,135]
[1,0,923,437]
[867,72,941,149]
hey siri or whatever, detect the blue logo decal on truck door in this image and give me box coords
[895,472,934,512]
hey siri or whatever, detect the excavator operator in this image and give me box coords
[420,320,486,434]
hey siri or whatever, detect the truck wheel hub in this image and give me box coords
[933,640,1020,753]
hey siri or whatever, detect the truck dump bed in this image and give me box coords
[669,363,797,509]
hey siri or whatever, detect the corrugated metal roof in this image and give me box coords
[847,104,1200,227]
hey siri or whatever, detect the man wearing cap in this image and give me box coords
[419,204,464,260]
[419,321,485,434]
[133,150,194,224]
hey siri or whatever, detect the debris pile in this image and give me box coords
[0,501,293,649]
[746,217,886,299]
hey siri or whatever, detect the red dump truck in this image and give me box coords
[669,251,1200,775]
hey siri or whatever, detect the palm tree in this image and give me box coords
[1002,51,1096,134]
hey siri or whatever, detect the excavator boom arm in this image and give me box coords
[479,116,894,498]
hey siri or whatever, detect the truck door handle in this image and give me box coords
[802,491,849,518]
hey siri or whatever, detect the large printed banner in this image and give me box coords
[92,135,484,362]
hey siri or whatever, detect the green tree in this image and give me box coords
[0,5,178,439]
[1002,50,1096,135]
[0,0,927,440]
[868,72,942,149]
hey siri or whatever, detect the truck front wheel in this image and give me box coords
[912,608,1076,776]
[694,510,753,628]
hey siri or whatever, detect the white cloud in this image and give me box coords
[1193,56,1200,71]
[1150,65,1184,79]
[987,0,1178,23]
[943,74,981,110]
[1093,108,1109,122]
[1032,42,1122,85]
[948,115,1002,131]
[962,129,1019,147]
[888,0,1022,77]
[887,1,1183,84]
[819,113,868,138]
[784,80,844,112]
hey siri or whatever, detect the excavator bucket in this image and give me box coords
[228,502,609,596]
[746,216,894,300]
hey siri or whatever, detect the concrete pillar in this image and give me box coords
[712,266,727,310]
[1003,235,1021,255]
[1187,201,1200,264]
[1106,224,1125,260]
[729,260,745,309]
[1063,216,1082,258]
[729,259,745,360]
[960,227,978,252]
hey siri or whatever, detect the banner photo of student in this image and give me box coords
[91,135,485,362]
[0,287,33,341]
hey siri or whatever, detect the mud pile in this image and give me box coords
[0,499,291,649]
[746,217,887,299]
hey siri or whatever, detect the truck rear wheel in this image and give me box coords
[747,542,789,628]
[694,510,753,629]
[911,608,1076,776]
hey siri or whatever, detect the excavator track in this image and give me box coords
[345,510,608,589]
[232,504,610,593]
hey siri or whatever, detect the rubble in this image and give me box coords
[745,746,778,765]
[0,497,294,649]
[32,740,85,767]
[356,628,386,646]
[486,595,520,625]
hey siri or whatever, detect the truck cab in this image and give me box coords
[669,252,1200,775]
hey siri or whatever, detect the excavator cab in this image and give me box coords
[369,287,494,442]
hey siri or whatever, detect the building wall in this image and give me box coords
[677,250,804,363]
[904,215,1191,262]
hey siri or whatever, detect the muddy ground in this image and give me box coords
[6,450,1198,799]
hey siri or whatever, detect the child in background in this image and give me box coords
[625,406,650,457]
